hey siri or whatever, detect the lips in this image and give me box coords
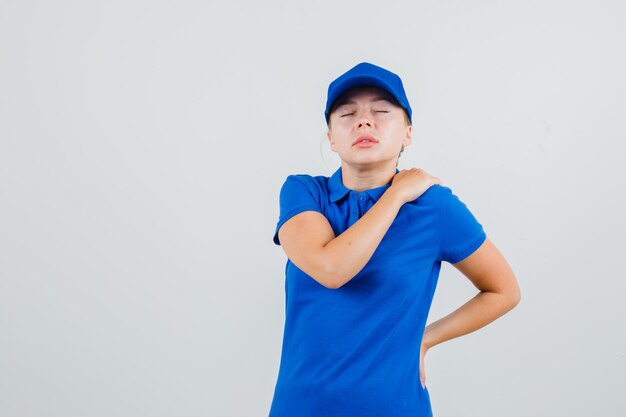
[353,135,379,145]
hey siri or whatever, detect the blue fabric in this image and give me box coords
[269,166,487,417]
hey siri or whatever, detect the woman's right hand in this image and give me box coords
[389,168,442,204]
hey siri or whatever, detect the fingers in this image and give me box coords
[419,351,426,389]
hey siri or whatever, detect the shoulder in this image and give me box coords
[277,173,331,204]
[279,173,329,193]
[405,183,451,208]
[424,184,462,203]
[401,184,469,219]
[424,184,450,196]
[283,173,321,186]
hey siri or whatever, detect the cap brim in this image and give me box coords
[324,75,403,122]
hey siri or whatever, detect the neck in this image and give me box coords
[340,161,397,192]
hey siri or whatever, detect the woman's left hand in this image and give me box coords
[419,341,429,389]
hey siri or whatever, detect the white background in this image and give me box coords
[1,1,624,416]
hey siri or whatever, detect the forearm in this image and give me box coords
[422,290,517,349]
[324,188,404,288]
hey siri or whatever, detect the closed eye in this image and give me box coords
[341,111,388,117]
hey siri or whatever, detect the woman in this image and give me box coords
[268,62,521,417]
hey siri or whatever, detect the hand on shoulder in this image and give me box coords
[389,167,442,204]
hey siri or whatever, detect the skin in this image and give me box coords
[325,85,521,389]
[326,85,413,191]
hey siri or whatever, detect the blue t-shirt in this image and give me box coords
[269,166,487,417]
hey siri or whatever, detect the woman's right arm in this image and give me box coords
[277,168,440,289]
[278,188,404,289]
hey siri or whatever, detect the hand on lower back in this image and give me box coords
[420,341,428,389]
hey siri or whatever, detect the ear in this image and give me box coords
[327,130,337,153]
[403,125,413,147]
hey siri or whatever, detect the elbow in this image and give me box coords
[513,278,522,305]
[317,244,360,290]
[513,288,522,307]
[488,286,521,312]
[291,248,345,290]
[321,268,343,290]
[507,286,522,310]
[324,280,341,290]
[501,272,522,310]
[325,277,350,290]
[326,273,357,290]
[319,257,348,290]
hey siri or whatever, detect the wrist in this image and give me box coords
[384,186,406,207]
[422,328,436,350]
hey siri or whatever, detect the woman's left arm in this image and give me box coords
[424,237,521,350]
[419,238,521,386]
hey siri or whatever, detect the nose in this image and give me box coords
[356,113,373,128]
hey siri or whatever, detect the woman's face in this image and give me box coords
[326,86,412,167]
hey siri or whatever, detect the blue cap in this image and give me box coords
[324,62,412,125]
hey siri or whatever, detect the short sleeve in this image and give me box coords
[438,186,487,264]
[273,175,324,246]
